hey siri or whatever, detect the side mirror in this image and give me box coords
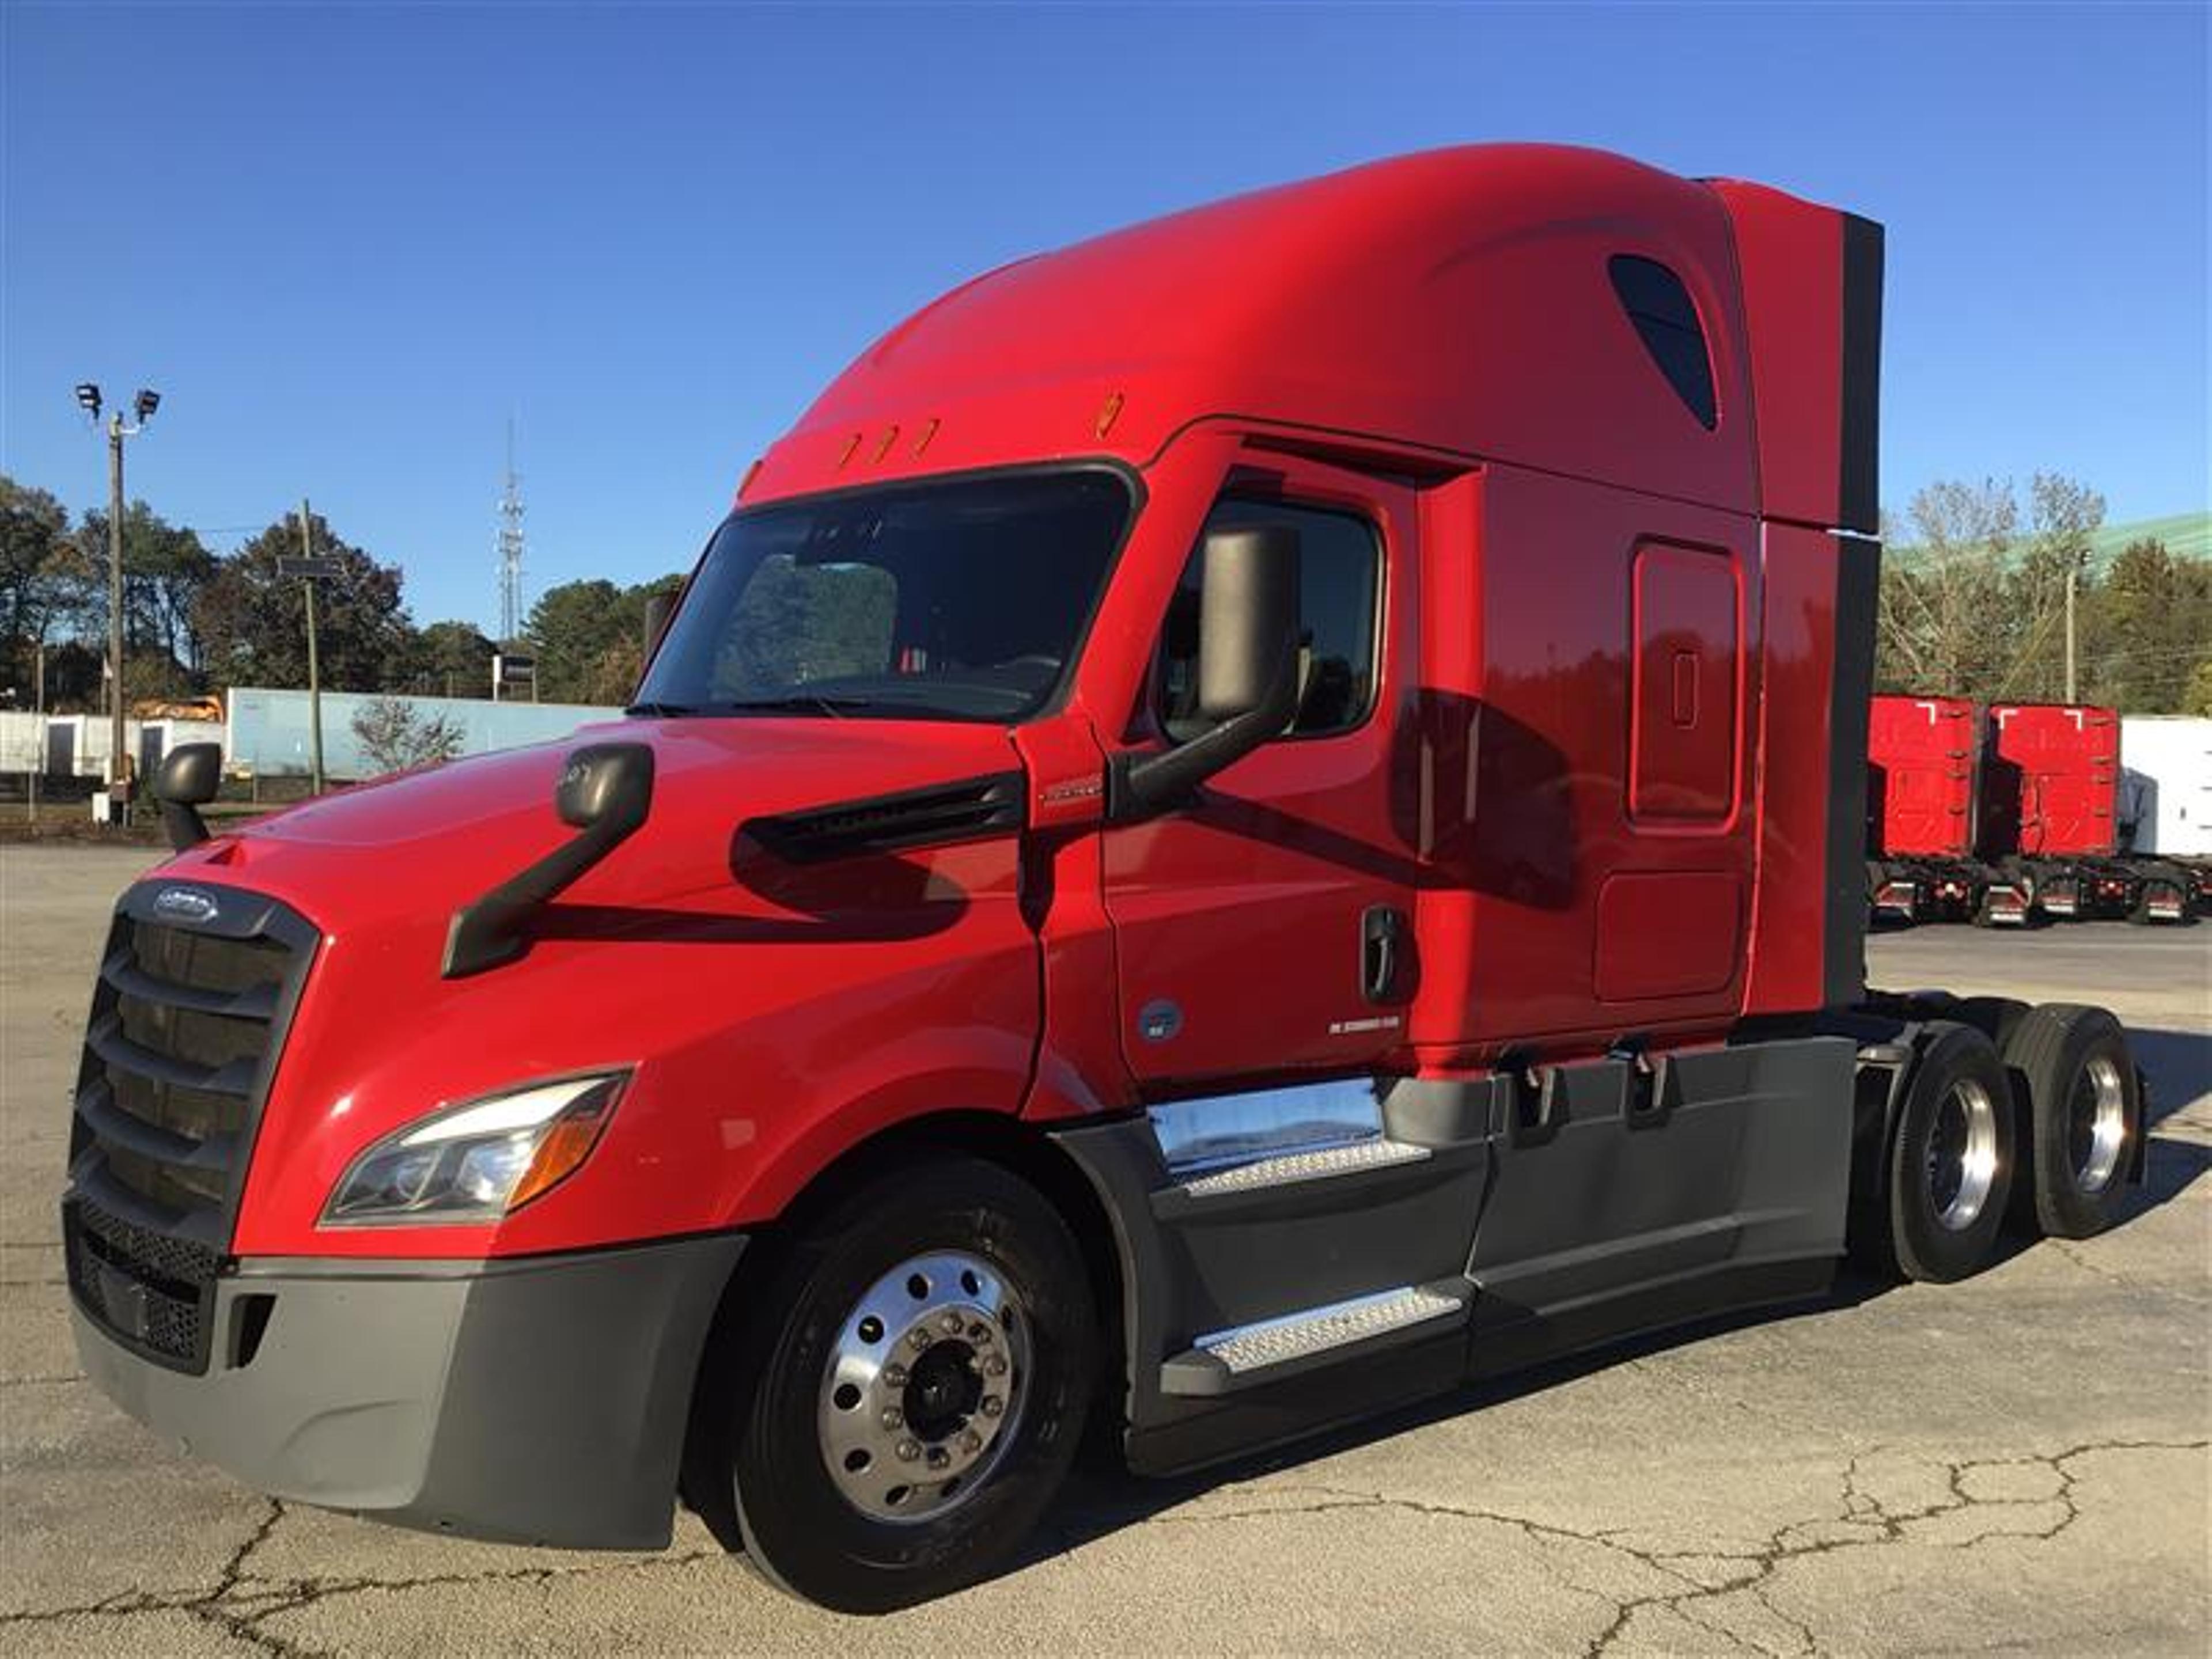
[1109,524,1301,822]
[444,742,657,978]
[556,742,655,835]
[154,742,222,851]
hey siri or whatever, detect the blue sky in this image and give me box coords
[3,2,2205,634]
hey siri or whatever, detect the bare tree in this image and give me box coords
[350,696,464,777]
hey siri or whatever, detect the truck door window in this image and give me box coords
[1157,498,1381,742]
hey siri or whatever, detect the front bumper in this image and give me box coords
[73,1233,744,1550]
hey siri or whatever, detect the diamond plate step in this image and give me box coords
[1160,1283,1469,1396]
[1172,1137,1429,1199]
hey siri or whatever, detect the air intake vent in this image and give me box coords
[745,771,1026,863]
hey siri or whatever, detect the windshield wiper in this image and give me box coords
[624,700,700,718]
[713,692,873,718]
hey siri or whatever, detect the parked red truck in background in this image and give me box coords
[65,146,2148,1611]
[1865,694,2029,925]
[1985,702,2189,923]
[1869,695,2192,926]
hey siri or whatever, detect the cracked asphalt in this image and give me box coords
[3,846,2206,1655]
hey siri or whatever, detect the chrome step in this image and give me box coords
[1161,1284,1468,1396]
[1172,1137,1429,1199]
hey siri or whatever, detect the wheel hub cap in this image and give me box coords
[1927,1077,1999,1232]
[818,1251,1028,1522]
[2067,1055,2127,1194]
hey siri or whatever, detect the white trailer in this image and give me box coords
[2120,716,2212,857]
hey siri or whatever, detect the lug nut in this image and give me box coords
[939,1311,964,1335]
[980,1396,1004,1418]
[984,1353,1008,1377]
[896,1439,921,1463]
[959,1430,982,1453]
[882,1363,908,1388]
[908,1328,933,1351]
[926,1446,950,1469]
[968,1324,992,1344]
[880,1407,904,1430]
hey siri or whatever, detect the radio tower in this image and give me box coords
[496,419,526,645]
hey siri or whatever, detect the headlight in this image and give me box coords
[323,1072,627,1227]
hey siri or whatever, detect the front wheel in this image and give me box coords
[702,1156,1097,1612]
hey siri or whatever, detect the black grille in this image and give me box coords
[64,882,315,1373]
[64,1195,221,1369]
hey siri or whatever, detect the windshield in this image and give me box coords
[634,468,1134,723]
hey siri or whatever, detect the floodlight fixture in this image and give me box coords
[74,382,103,419]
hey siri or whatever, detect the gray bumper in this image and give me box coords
[73,1233,744,1550]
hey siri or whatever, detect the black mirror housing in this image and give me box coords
[556,743,655,834]
[156,743,222,808]
[1109,524,1301,823]
[154,742,223,851]
[1198,526,1302,721]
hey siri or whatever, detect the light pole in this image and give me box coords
[75,382,160,823]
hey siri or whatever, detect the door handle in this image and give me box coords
[1361,904,1407,1005]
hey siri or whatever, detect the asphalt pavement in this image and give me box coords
[2,846,2205,1655]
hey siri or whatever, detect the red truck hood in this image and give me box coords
[160,716,1027,934]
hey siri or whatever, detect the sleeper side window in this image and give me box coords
[1608,255,1718,430]
[1156,498,1382,743]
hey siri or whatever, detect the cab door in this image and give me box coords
[1100,459,1419,1088]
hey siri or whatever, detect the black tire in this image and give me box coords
[1884,1021,2017,1283]
[700,1155,1096,1613]
[1999,1003,2141,1240]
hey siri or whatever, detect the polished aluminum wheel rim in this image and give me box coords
[2068,1055,2128,1195]
[1927,1077,2000,1231]
[817,1251,1028,1524]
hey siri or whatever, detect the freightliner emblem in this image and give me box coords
[151,887,221,926]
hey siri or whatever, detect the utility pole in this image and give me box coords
[73,382,160,825]
[278,504,342,794]
[2063,561,2079,704]
[301,502,324,793]
[29,644,44,823]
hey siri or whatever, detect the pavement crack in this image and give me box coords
[1140,1437,2208,1658]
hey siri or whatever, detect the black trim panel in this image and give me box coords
[743,770,1025,863]
[1825,535,1881,1008]
[1838,215,1884,535]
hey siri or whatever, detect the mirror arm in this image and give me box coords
[1107,652,1301,824]
[442,744,655,979]
[160,800,210,854]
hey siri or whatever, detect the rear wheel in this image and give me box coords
[700,1156,1096,1613]
[2001,1004,2141,1239]
[1885,1021,2017,1283]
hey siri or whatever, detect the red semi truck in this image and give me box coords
[66,147,2148,1611]
[1984,702,2189,923]
[1867,696,2191,926]
[1865,694,2029,925]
